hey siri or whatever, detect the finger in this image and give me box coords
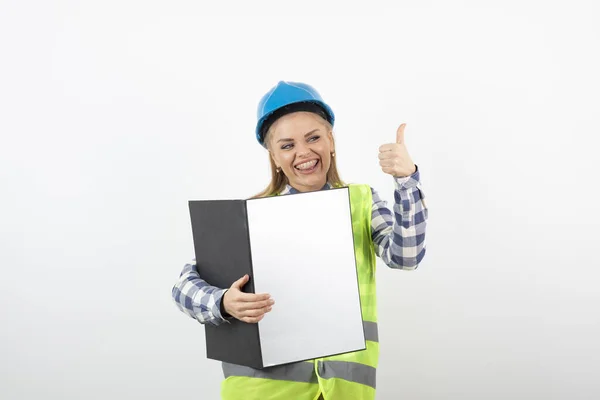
[396,123,406,144]
[230,274,249,290]
[378,151,397,160]
[379,144,398,153]
[240,306,273,317]
[235,292,272,302]
[242,314,265,324]
[237,298,275,312]
[379,159,396,168]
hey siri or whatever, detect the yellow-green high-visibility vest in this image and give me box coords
[221,184,379,400]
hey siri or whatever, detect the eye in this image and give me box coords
[308,135,320,142]
[281,143,293,150]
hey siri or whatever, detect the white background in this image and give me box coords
[1,1,599,399]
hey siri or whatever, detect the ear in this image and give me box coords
[327,130,335,153]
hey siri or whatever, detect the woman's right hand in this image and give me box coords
[223,275,274,323]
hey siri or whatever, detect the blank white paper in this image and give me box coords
[246,187,365,367]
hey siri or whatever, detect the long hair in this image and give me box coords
[251,119,345,199]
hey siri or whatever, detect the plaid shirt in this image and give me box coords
[172,166,428,326]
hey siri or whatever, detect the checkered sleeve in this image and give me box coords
[370,165,428,269]
[171,259,230,326]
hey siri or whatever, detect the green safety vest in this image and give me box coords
[221,184,379,400]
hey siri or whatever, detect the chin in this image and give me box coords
[302,174,327,187]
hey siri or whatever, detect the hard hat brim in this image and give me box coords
[256,100,335,147]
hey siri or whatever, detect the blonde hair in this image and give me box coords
[251,117,345,199]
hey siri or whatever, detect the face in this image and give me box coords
[267,111,335,192]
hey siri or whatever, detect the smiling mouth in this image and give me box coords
[294,159,319,173]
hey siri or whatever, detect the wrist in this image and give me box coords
[394,164,420,189]
[220,290,231,317]
[394,164,417,178]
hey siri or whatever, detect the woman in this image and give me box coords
[172,81,428,400]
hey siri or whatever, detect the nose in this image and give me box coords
[295,143,312,158]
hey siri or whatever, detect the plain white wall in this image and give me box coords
[1,1,599,399]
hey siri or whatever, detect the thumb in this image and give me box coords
[231,274,249,290]
[396,123,406,144]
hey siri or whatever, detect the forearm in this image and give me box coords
[171,260,229,326]
[372,167,428,269]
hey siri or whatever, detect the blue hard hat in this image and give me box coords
[256,81,335,147]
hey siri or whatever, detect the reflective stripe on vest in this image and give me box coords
[221,184,378,400]
[363,321,379,343]
[318,360,376,389]
[223,361,317,383]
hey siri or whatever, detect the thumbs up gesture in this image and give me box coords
[378,123,417,178]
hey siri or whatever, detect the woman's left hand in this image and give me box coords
[378,123,417,178]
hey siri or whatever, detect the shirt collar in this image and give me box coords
[280,182,333,195]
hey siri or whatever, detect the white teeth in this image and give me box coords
[295,160,318,170]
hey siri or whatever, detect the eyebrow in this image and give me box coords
[276,129,321,143]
